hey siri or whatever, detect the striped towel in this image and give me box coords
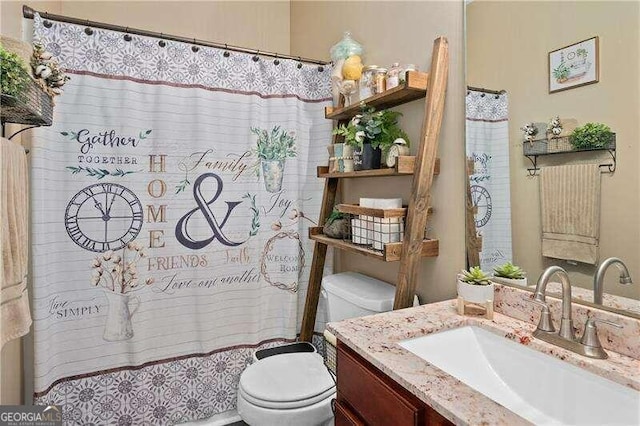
[540,164,600,264]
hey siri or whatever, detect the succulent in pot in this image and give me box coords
[493,262,527,287]
[457,266,494,303]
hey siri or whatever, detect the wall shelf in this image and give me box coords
[308,227,439,262]
[523,136,616,176]
[1,70,53,128]
[324,71,428,121]
[317,156,440,178]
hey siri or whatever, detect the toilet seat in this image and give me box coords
[239,352,335,409]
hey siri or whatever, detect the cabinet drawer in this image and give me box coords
[337,343,423,425]
[335,399,365,426]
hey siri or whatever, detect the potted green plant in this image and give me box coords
[251,126,297,193]
[333,104,410,170]
[569,123,614,150]
[457,266,494,303]
[323,208,349,239]
[493,262,527,287]
[0,45,30,100]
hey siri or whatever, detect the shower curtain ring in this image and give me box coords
[297,57,303,69]
[191,39,199,53]
[84,19,94,35]
[253,50,260,62]
[124,28,132,42]
[273,54,280,66]
[223,44,230,57]
[158,34,166,48]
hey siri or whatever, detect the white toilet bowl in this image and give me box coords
[238,272,401,426]
[236,352,335,426]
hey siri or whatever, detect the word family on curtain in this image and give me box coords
[31,14,332,425]
[465,90,512,271]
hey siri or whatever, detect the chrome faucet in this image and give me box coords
[593,257,633,304]
[525,266,621,359]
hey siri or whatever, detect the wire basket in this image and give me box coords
[523,134,616,156]
[336,204,406,252]
[323,330,337,376]
[1,67,53,126]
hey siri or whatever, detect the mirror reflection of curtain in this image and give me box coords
[465,90,511,271]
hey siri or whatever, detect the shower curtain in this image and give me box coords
[465,90,512,271]
[31,14,331,424]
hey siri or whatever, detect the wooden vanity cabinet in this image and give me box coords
[336,341,453,426]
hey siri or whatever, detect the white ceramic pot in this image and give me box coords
[457,276,494,304]
[492,276,528,288]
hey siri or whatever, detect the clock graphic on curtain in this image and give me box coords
[470,185,492,228]
[64,183,143,252]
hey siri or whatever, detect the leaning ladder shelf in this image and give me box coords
[300,37,449,342]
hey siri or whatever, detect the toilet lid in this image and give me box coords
[239,353,336,409]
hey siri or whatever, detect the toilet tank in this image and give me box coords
[321,272,396,322]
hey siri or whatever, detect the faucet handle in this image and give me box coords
[580,317,622,350]
[522,296,555,333]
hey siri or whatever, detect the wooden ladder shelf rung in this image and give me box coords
[300,37,449,342]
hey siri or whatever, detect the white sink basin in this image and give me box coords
[399,326,640,425]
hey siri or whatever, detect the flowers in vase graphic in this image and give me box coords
[251,126,297,193]
[91,243,154,341]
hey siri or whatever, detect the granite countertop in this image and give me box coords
[327,300,640,426]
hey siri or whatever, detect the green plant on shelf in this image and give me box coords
[332,104,410,155]
[460,266,492,286]
[569,123,614,150]
[0,45,30,100]
[493,262,525,280]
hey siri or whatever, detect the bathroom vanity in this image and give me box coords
[328,283,640,425]
[335,341,452,426]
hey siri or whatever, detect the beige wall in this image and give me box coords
[467,0,640,300]
[291,1,466,304]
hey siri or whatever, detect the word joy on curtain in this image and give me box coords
[31,13,332,425]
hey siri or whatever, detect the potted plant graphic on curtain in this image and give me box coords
[251,126,297,193]
[91,243,154,341]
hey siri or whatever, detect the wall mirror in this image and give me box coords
[464,0,639,319]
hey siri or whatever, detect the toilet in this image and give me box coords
[237,272,399,426]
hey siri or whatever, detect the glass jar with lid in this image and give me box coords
[386,63,403,89]
[372,67,387,95]
[359,65,379,101]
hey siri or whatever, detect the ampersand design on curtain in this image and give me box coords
[175,173,246,249]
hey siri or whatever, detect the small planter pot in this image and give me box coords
[456,276,495,304]
[342,144,355,172]
[334,143,345,172]
[353,146,364,171]
[492,276,528,288]
[261,159,285,193]
[360,143,382,170]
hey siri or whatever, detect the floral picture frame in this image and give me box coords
[549,36,599,93]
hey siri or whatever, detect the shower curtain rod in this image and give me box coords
[467,85,506,95]
[22,5,330,67]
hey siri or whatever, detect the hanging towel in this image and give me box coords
[1,137,31,348]
[540,164,600,264]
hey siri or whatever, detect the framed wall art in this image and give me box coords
[549,36,599,93]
